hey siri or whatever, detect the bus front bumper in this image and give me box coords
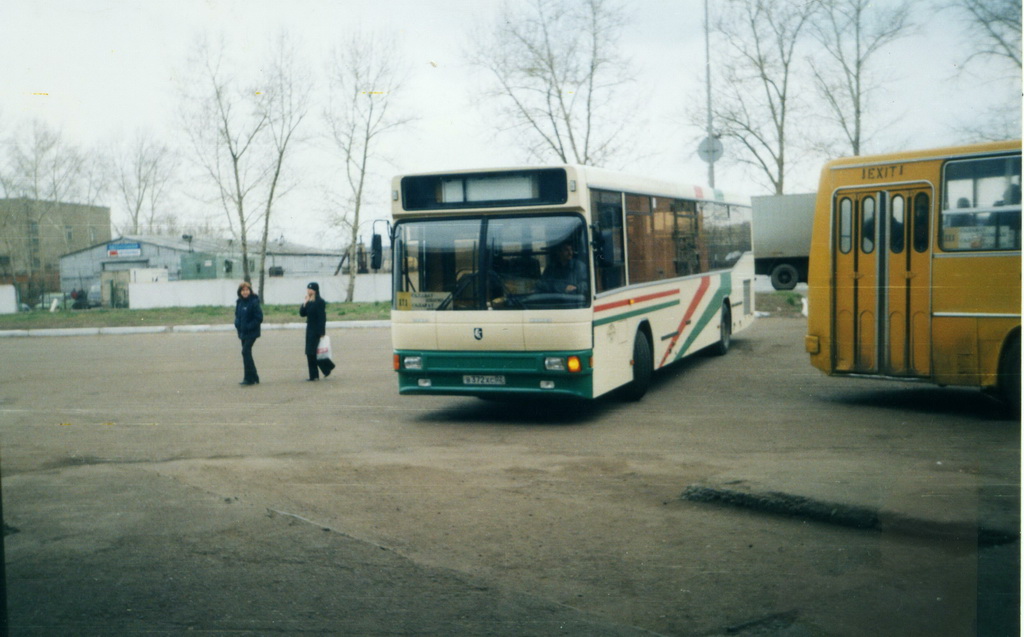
[394,349,594,399]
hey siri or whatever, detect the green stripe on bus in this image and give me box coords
[672,274,731,361]
[593,300,681,327]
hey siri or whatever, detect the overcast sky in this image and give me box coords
[1,0,1018,249]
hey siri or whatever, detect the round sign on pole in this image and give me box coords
[698,136,723,163]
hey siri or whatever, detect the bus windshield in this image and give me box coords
[394,214,590,311]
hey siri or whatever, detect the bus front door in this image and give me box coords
[832,188,932,377]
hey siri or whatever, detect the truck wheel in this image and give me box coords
[711,302,731,356]
[771,263,799,290]
[621,331,653,401]
[998,334,1020,414]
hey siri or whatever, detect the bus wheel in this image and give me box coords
[771,263,799,290]
[712,303,731,356]
[622,331,653,401]
[998,334,1020,413]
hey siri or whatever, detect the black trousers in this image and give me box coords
[241,337,259,383]
[305,335,335,380]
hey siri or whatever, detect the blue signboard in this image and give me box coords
[107,242,142,258]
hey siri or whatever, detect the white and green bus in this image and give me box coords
[379,165,755,400]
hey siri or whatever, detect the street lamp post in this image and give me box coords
[699,0,721,188]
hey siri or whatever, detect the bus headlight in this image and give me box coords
[545,356,583,372]
[403,356,423,370]
[544,357,566,371]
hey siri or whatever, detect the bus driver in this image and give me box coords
[538,240,588,296]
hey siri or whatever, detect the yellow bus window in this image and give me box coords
[913,193,930,253]
[839,198,853,254]
[940,156,1021,251]
[861,196,876,254]
[890,195,905,254]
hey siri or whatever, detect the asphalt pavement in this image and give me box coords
[0,309,1017,636]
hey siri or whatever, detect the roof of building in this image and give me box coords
[62,234,343,259]
[0,197,111,212]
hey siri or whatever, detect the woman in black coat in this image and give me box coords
[234,281,263,385]
[299,282,336,381]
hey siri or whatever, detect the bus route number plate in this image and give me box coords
[463,374,506,386]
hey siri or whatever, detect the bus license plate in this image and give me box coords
[463,374,506,386]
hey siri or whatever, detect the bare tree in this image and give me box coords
[324,32,410,303]
[3,121,95,253]
[253,33,310,299]
[945,0,1021,141]
[948,0,1022,70]
[6,120,88,205]
[180,36,269,285]
[111,131,179,235]
[0,120,105,299]
[808,0,913,156]
[711,0,818,194]
[469,0,634,166]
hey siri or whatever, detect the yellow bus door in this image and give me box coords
[833,188,932,377]
[882,190,932,377]
[833,191,879,372]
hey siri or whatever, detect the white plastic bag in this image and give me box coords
[316,335,332,360]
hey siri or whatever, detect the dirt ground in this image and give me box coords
[0,317,1018,636]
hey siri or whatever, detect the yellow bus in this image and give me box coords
[378,165,755,400]
[805,140,1021,406]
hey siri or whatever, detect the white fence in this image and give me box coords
[0,285,17,314]
[128,274,391,309]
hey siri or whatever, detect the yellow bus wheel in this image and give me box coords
[998,334,1020,413]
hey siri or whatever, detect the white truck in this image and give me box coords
[751,193,816,290]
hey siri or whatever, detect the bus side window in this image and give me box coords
[592,190,625,292]
[702,201,750,269]
[626,194,657,284]
[941,155,1020,251]
[913,192,929,253]
[672,199,701,275]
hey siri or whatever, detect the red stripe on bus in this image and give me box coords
[594,289,679,313]
[658,276,711,368]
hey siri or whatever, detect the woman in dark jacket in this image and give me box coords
[299,282,336,381]
[234,281,263,385]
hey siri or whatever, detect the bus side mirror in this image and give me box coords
[370,234,383,270]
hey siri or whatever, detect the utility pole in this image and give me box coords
[698,0,722,187]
